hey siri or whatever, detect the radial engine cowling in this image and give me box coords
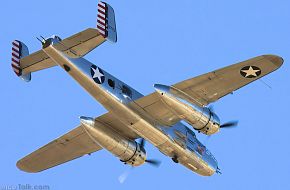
[120,141,147,166]
[154,84,221,135]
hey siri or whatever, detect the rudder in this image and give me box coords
[97,1,117,43]
[11,40,31,82]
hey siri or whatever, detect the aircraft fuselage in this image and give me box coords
[43,45,219,176]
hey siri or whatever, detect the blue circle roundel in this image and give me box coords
[90,65,105,84]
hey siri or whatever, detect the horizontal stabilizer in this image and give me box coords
[12,28,107,81]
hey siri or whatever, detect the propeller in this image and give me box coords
[118,138,161,183]
[208,105,215,113]
[145,159,161,167]
[220,121,239,129]
[204,120,238,146]
[208,105,239,129]
[139,138,161,167]
[139,138,146,149]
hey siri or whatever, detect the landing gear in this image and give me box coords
[172,155,179,163]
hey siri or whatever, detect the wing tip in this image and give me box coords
[16,159,40,173]
[262,54,284,68]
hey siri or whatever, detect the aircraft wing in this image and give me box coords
[20,28,106,74]
[134,55,283,125]
[17,112,139,173]
[173,55,283,106]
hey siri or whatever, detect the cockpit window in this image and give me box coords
[121,85,132,98]
[56,36,62,41]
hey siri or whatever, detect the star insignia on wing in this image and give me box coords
[90,65,105,84]
[240,66,261,78]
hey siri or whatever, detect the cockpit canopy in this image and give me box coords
[42,35,62,48]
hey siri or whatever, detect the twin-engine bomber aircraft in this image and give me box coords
[13,2,283,176]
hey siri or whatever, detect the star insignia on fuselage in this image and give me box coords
[240,66,261,78]
[90,65,105,84]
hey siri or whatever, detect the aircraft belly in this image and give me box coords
[157,138,215,176]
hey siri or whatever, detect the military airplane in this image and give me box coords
[13,2,283,176]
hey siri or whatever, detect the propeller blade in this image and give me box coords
[139,138,161,167]
[139,138,146,149]
[145,159,161,167]
[220,121,238,128]
[208,105,215,113]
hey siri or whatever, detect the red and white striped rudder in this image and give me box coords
[11,40,22,76]
[11,40,31,82]
[97,1,108,38]
[97,1,117,43]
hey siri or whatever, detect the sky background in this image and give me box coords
[1,0,290,189]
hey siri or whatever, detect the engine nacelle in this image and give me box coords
[80,116,146,167]
[154,84,220,135]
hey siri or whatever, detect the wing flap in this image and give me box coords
[134,93,180,126]
[96,112,140,140]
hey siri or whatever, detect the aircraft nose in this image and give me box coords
[154,84,170,94]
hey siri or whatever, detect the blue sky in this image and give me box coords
[1,0,290,189]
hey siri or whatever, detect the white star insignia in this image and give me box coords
[92,67,104,82]
[241,66,261,78]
